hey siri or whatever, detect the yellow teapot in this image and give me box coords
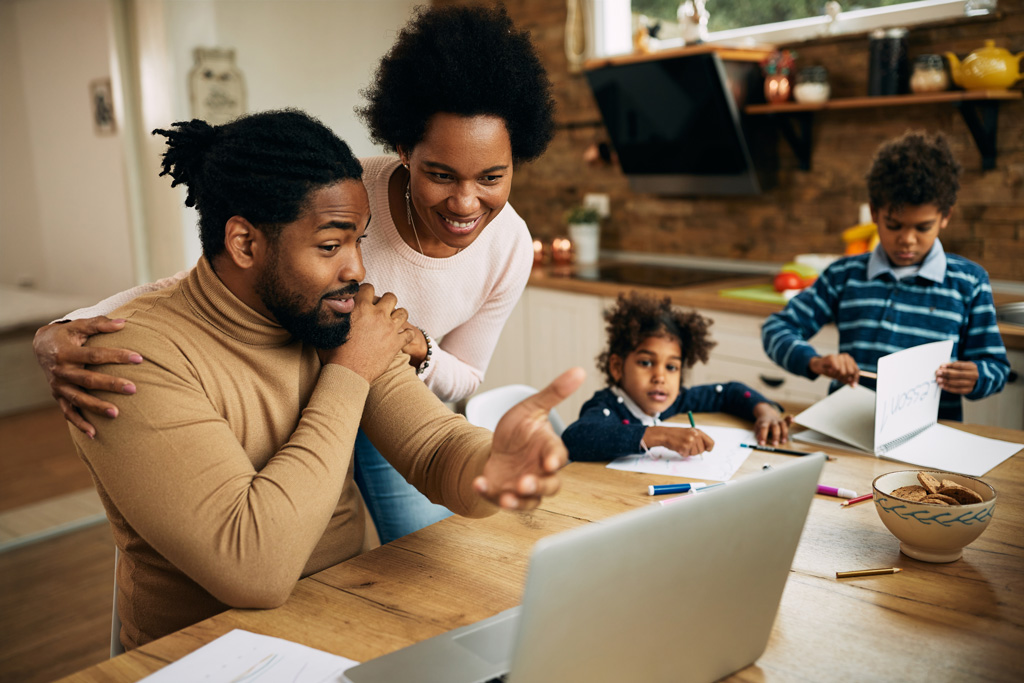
[945,40,1024,90]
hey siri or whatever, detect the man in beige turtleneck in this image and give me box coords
[67,110,582,650]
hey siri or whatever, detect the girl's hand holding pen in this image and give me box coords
[753,403,792,446]
[643,425,714,457]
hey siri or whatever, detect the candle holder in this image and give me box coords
[551,236,573,265]
[532,238,546,266]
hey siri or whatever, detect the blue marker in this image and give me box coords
[648,482,709,496]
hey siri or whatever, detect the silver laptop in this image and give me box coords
[342,454,824,683]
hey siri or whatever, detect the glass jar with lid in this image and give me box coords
[794,66,831,104]
[910,54,950,93]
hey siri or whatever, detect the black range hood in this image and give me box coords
[585,51,777,196]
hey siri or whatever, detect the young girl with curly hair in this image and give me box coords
[562,292,790,462]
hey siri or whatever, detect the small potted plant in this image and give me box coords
[565,206,602,265]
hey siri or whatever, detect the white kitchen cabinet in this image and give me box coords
[475,286,1024,431]
[688,309,837,413]
[473,288,609,425]
[963,349,1024,430]
[476,287,831,424]
[522,288,610,424]
[474,294,529,396]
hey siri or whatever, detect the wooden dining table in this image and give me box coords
[58,414,1024,682]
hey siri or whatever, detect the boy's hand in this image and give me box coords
[753,403,793,446]
[474,367,585,510]
[643,426,715,457]
[33,317,143,438]
[936,361,979,395]
[809,353,860,386]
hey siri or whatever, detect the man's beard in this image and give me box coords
[255,258,356,349]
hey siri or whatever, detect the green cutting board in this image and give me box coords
[718,284,789,305]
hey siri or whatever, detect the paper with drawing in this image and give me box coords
[793,340,1022,476]
[795,340,953,454]
[606,424,752,481]
[139,629,357,682]
[874,339,952,450]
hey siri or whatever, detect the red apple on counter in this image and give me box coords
[773,261,819,293]
[773,271,804,292]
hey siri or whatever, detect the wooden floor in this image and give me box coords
[0,407,112,682]
[0,406,95,512]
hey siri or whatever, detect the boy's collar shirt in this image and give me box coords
[867,238,947,284]
[610,385,663,425]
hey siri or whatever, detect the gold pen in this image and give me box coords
[836,567,902,579]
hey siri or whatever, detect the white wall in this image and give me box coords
[155,0,419,270]
[1,0,136,297]
[0,0,419,297]
[0,1,45,289]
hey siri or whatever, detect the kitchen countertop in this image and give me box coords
[528,262,1024,351]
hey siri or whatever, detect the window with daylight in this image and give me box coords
[589,0,996,56]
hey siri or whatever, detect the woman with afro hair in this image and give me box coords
[32,6,556,544]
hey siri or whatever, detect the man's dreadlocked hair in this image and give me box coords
[597,291,716,387]
[153,109,363,259]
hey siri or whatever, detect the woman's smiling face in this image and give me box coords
[400,113,513,255]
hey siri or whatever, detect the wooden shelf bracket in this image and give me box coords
[954,99,1000,171]
[766,112,814,171]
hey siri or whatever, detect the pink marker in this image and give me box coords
[817,484,857,499]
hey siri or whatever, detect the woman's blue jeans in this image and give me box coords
[353,428,453,544]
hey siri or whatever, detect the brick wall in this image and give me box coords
[435,0,1024,280]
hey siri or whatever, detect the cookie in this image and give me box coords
[937,483,983,505]
[917,472,942,495]
[920,493,958,506]
[891,485,927,502]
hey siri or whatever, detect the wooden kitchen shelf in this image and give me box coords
[745,90,1022,171]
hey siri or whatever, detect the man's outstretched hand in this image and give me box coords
[473,367,585,511]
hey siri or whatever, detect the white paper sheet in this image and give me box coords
[792,384,877,453]
[793,428,868,454]
[791,338,1024,476]
[139,629,357,683]
[793,426,1023,476]
[605,424,753,481]
[881,423,1023,477]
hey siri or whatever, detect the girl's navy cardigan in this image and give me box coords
[562,382,774,462]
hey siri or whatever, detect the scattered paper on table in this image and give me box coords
[139,629,357,683]
[606,424,753,481]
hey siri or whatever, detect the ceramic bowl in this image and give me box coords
[872,470,997,563]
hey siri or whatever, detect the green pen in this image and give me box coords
[687,411,703,459]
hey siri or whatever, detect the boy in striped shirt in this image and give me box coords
[762,131,1009,420]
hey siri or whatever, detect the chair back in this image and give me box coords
[465,384,566,436]
[111,546,124,657]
